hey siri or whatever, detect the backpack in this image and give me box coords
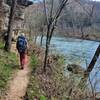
[16,36,27,53]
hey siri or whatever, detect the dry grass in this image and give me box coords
[25,49,94,100]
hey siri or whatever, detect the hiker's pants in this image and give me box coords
[20,53,27,67]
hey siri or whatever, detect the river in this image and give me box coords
[36,36,100,92]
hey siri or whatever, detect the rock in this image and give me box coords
[0,0,33,39]
[0,1,10,32]
[67,64,85,75]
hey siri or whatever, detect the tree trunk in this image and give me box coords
[85,44,100,77]
[43,0,68,72]
[29,25,32,39]
[43,22,51,72]
[34,35,37,44]
[43,40,49,72]
[40,34,44,46]
[29,30,32,39]
[4,0,17,52]
[80,26,84,38]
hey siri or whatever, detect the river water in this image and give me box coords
[36,36,100,91]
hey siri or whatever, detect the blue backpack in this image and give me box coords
[17,36,27,53]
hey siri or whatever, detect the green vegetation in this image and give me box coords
[30,54,38,67]
[26,53,42,100]
[26,77,47,100]
[57,55,65,65]
[0,42,4,49]
[0,42,18,95]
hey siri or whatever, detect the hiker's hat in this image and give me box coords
[20,33,25,37]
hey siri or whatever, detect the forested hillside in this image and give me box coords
[24,0,100,41]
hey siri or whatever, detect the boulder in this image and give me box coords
[67,64,85,75]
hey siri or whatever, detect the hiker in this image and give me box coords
[16,33,28,69]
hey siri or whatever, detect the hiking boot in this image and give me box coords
[21,67,24,70]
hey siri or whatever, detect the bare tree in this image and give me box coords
[4,0,17,51]
[86,44,100,77]
[75,0,95,38]
[24,3,45,43]
[43,0,68,72]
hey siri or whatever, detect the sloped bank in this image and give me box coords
[0,42,18,98]
[25,45,94,100]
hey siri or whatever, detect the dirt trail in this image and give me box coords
[2,43,31,100]
[5,67,30,100]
